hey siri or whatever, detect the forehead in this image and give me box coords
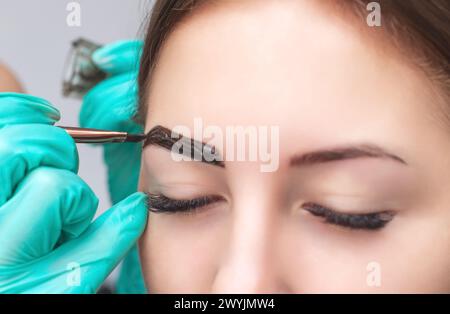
[144,0,438,154]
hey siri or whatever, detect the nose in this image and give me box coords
[211,197,290,293]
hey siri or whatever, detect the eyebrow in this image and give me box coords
[143,125,225,168]
[290,144,407,167]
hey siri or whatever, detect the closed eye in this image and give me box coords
[301,202,396,230]
[146,193,396,230]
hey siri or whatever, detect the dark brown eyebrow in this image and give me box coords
[143,125,225,168]
[290,144,407,167]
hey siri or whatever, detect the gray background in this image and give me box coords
[0,0,153,215]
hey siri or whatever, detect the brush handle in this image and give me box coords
[58,126,145,143]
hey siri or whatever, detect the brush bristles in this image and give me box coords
[125,133,147,142]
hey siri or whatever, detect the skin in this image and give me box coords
[138,0,450,293]
[0,63,23,92]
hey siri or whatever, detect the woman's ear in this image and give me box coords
[0,63,24,93]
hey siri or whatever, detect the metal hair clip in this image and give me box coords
[62,38,107,98]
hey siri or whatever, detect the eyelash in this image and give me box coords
[301,202,395,230]
[146,193,396,230]
[146,193,225,214]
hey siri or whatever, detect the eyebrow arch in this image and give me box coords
[290,144,407,167]
[143,125,225,168]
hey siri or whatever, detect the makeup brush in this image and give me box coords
[58,126,146,143]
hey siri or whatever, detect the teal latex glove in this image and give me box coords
[0,93,148,293]
[80,40,147,293]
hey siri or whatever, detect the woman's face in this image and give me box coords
[138,0,450,293]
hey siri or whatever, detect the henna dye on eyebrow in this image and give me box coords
[143,125,225,167]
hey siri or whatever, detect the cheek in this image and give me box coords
[279,213,450,293]
[277,215,391,292]
[377,210,450,292]
[139,212,229,293]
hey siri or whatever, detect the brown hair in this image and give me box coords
[135,0,450,126]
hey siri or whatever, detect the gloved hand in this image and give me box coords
[0,93,148,293]
[80,40,147,293]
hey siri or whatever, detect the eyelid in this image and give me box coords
[149,182,225,195]
[301,202,396,230]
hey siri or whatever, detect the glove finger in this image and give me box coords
[92,40,142,75]
[80,73,141,133]
[103,142,141,204]
[116,244,147,293]
[26,192,148,293]
[0,124,78,205]
[0,167,98,268]
[0,93,60,128]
